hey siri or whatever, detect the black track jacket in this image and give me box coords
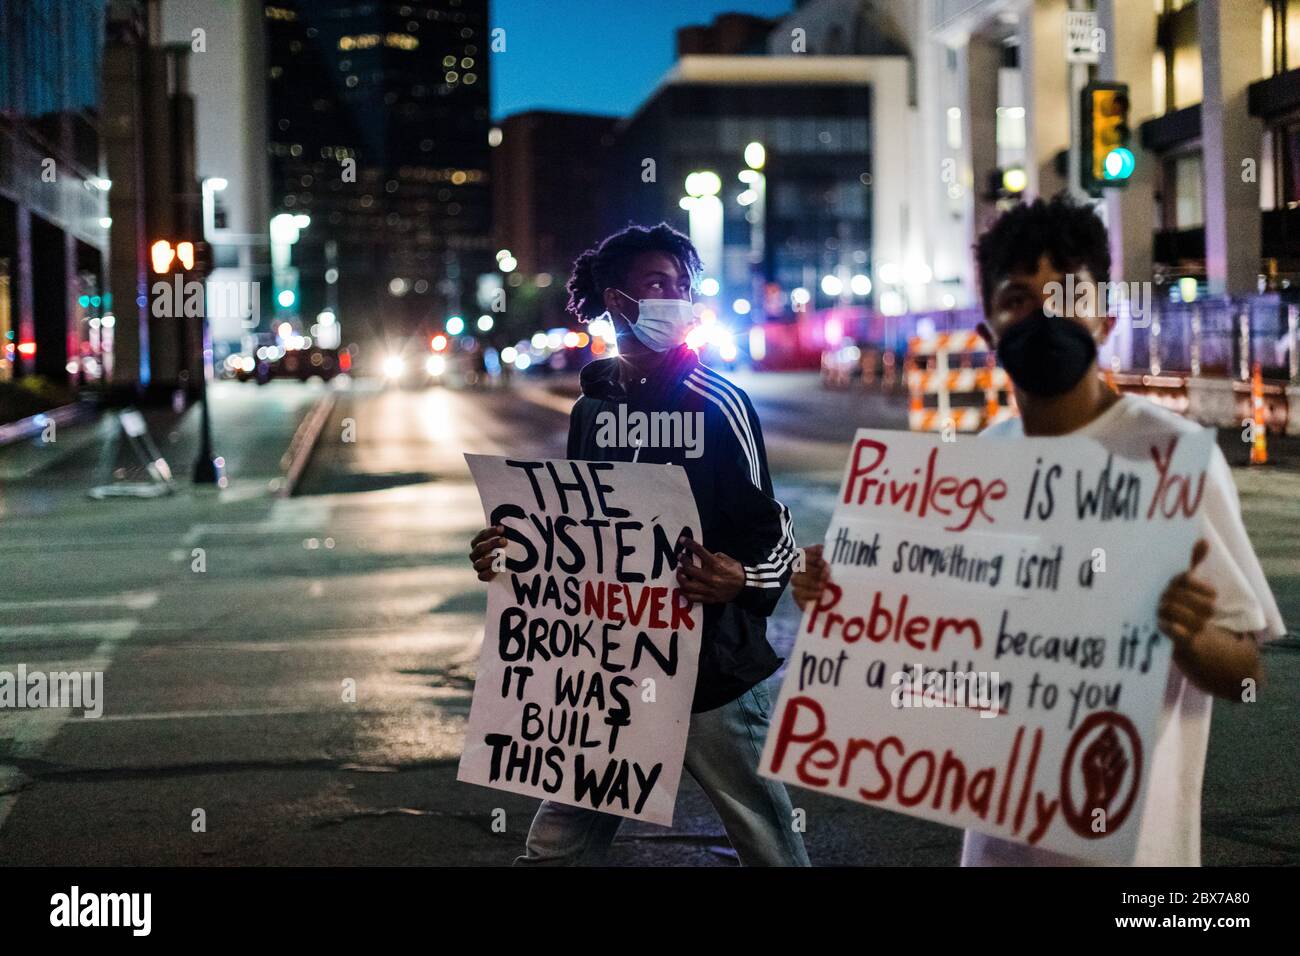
[566,345,795,713]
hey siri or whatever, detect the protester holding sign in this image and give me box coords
[791,197,1284,866]
[468,222,809,866]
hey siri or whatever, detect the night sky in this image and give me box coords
[491,0,796,121]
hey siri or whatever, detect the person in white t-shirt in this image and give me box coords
[791,196,1285,866]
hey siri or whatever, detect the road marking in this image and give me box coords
[81,705,468,723]
[181,500,332,545]
[0,591,158,613]
[0,617,140,832]
[0,621,139,642]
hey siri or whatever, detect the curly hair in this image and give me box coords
[565,222,704,322]
[975,196,1111,316]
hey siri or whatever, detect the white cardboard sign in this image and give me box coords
[760,427,1214,862]
[460,454,703,825]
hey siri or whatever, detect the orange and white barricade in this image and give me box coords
[907,331,1016,433]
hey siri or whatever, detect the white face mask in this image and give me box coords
[613,290,696,352]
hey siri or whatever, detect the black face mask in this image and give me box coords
[995,311,1098,398]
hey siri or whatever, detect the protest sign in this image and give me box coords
[460,454,703,825]
[760,426,1215,862]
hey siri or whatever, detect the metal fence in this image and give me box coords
[1114,296,1299,382]
[819,295,1300,391]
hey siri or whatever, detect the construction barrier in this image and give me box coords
[907,331,1016,433]
[1251,361,1268,465]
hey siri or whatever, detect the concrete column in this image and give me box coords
[1097,0,1156,286]
[1021,0,1070,200]
[14,205,35,376]
[104,37,150,392]
[964,33,1002,236]
[144,46,180,392]
[65,229,80,386]
[1199,0,1265,296]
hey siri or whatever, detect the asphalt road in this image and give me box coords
[0,374,1295,866]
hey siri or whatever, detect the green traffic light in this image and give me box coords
[1103,147,1135,181]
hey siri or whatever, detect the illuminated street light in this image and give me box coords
[683,171,723,280]
[902,262,933,285]
[684,171,722,198]
[1002,167,1028,193]
[744,141,766,170]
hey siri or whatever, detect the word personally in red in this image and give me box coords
[770,697,1059,845]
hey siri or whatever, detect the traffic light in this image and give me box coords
[149,239,204,273]
[1081,82,1134,193]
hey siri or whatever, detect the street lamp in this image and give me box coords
[742,143,767,324]
[681,171,723,280]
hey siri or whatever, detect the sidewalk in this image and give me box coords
[0,381,331,519]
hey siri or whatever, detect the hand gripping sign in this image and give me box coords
[460,455,703,825]
[760,427,1215,862]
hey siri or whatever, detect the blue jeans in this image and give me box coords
[514,681,811,866]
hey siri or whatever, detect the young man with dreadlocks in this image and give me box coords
[468,222,810,866]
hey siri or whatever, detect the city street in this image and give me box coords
[0,376,1295,866]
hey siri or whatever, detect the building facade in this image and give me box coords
[610,54,913,336]
[161,0,273,360]
[262,0,493,342]
[101,0,208,399]
[925,0,1300,299]
[0,0,110,390]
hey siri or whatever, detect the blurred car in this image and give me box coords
[230,345,349,384]
[376,336,480,389]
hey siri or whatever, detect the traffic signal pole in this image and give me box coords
[192,303,222,485]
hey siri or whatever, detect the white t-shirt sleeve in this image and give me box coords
[1196,447,1286,642]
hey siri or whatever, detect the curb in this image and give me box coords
[278,392,337,498]
[0,402,97,447]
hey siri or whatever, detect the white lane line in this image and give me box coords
[182,521,323,546]
[82,704,468,723]
[0,621,139,642]
[0,591,158,613]
[0,617,139,832]
[91,707,357,722]
[180,497,336,547]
